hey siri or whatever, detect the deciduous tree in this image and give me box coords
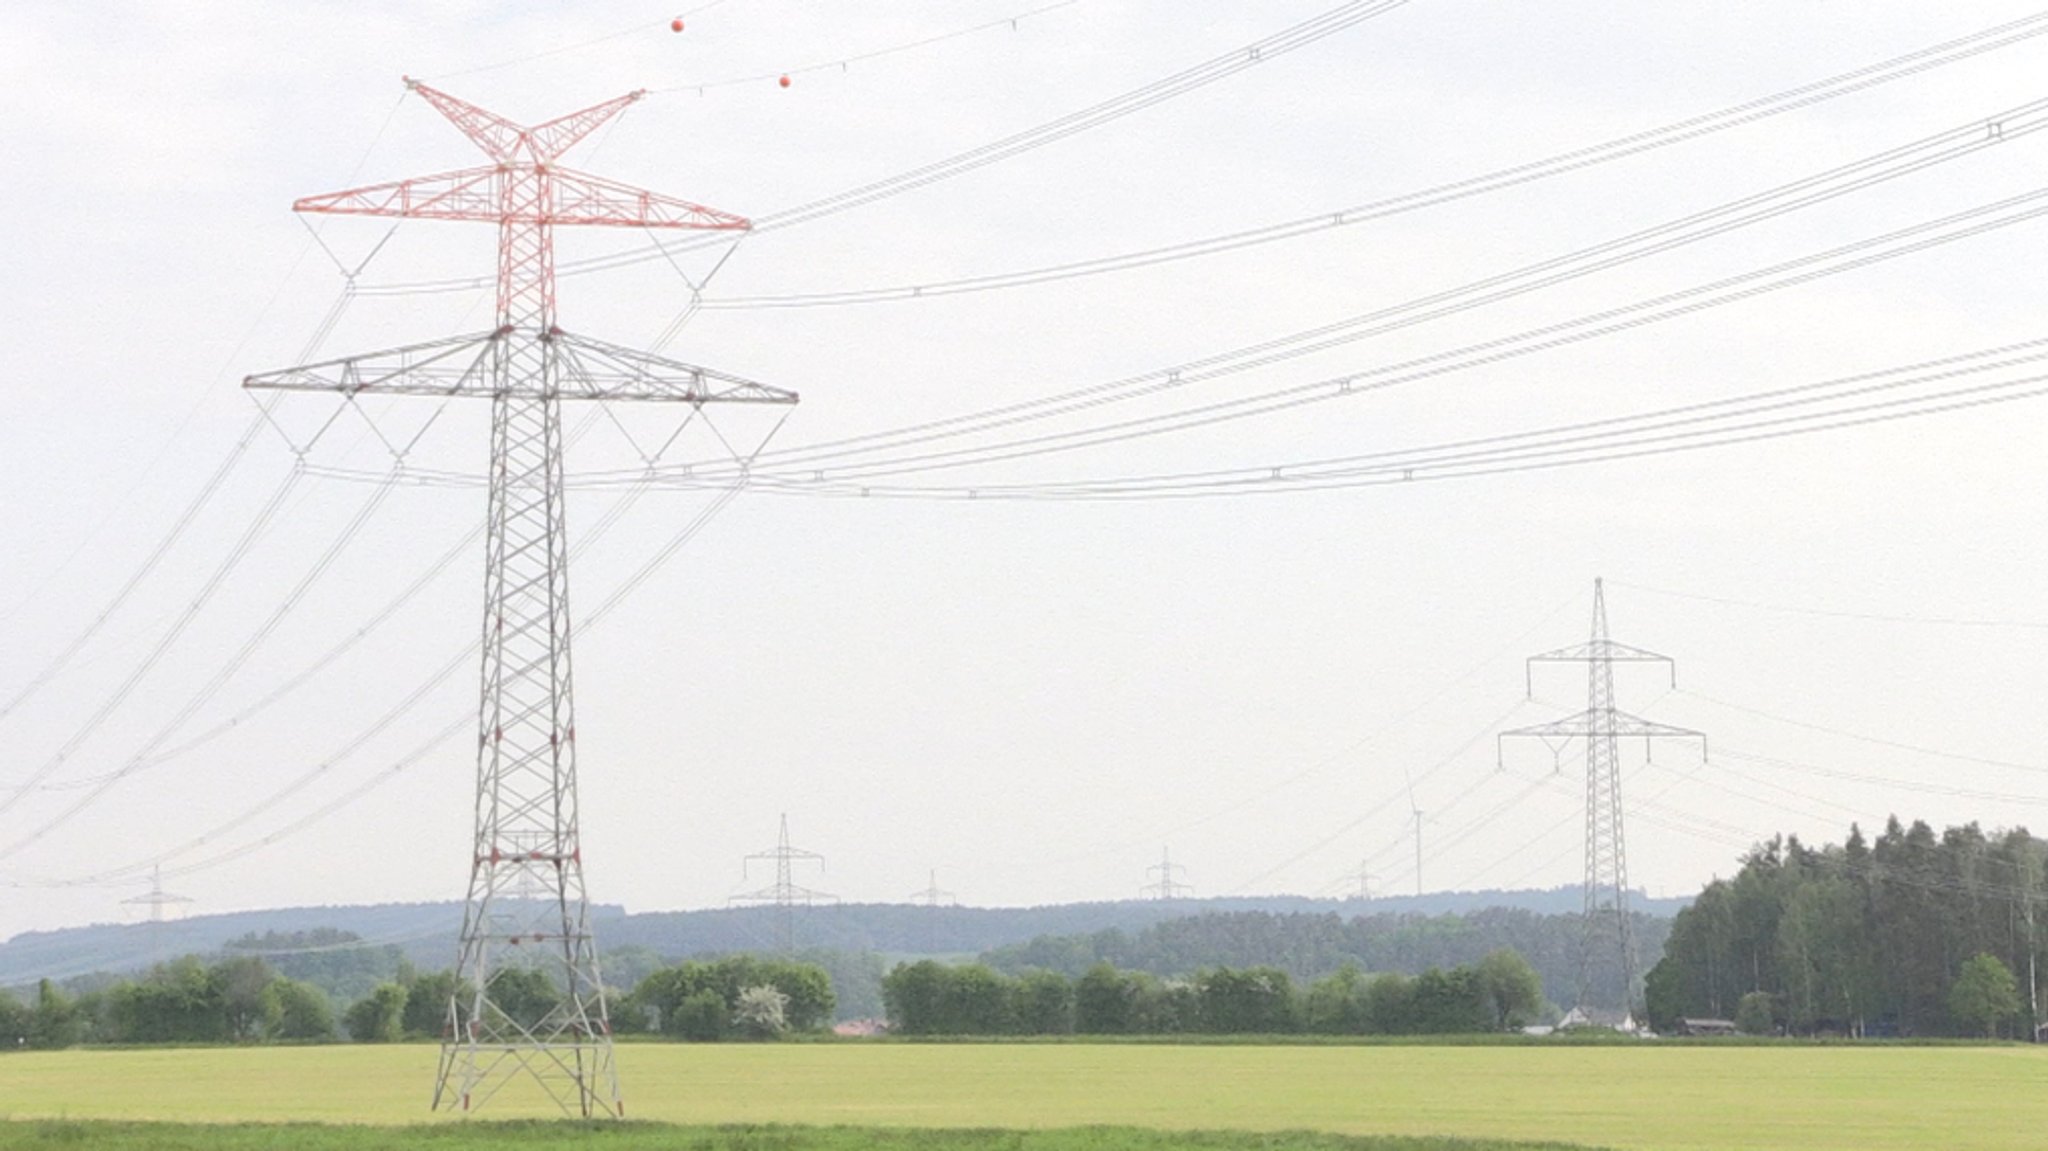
[1950,953,2020,1039]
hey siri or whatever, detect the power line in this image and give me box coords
[504,102,2048,503]
[4,478,746,892]
[348,331,2045,504]
[1611,579,2048,631]
[0,405,276,729]
[0,471,405,862]
[1228,695,1534,896]
[12,321,777,888]
[0,87,410,649]
[701,14,2048,312]
[358,0,1412,296]
[0,467,305,816]
[427,0,739,81]
[1030,594,1576,870]
[341,103,2048,505]
[1714,746,2048,809]
[708,176,2048,488]
[704,355,2048,502]
[9,221,768,885]
[630,89,2048,477]
[650,1,1083,95]
[1676,687,2048,778]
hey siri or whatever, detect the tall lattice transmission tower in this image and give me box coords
[731,814,834,952]
[245,81,796,1117]
[1498,579,1705,1024]
[1142,847,1192,900]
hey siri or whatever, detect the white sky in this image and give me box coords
[6,0,2048,943]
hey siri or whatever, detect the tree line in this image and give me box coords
[980,907,1668,1011]
[882,950,1546,1036]
[1646,818,2045,1038]
[0,950,837,1048]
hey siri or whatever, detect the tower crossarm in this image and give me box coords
[243,330,501,398]
[728,882,837,904]
[294,166,751,232]
[744,846,826,868]
[245,329,797,405]
[294,165,502,222]
[553,333,796,403]
[405,78,645,166]
[1525,640,1677,695]
[1498,708,1708,766]
[548,169,752,230]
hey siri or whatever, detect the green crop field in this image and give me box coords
[1,1043,2042,1151]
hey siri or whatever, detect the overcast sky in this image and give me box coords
[6,1,2048,947]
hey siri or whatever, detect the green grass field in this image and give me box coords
[2,1043,2042,1151]
[0,1121,1585,1151]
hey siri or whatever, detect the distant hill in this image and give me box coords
[606,888,1689,958]
[0,902,493,988]
[1,886,1686,993]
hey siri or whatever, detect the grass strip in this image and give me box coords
[0,1121,1604,1151]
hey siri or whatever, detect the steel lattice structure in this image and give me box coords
[246,80,796,1117]
[120,864,195,924]
[908,869,957,908]
[1499,579,1705,1023]
[729,814,833,953]
[1141,847,1192,900]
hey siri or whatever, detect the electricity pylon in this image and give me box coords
[122,865,193,963]
[909,869,956,908]
[245,80,797,1118]
[1498,578,1705,1025]
[908,869,957,954]
[730,814,834,952]
[121,864,194,924]
[1142,847,1192,900]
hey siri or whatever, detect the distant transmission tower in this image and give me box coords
[1498,578,1705,1024]
[245,81,795,1117]
[731,814,834,952]
[1142,847,1192,900]
[908,869,957,954]
[122,865,193,962]
[121,865,194,925]
[909,869,956,908]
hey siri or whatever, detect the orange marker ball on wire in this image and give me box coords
[778,74,791,88]
[670,17,684,32]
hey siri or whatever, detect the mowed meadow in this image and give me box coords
[2,1043,2045,1151]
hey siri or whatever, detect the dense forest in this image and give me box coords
[883,952,1547,1036]
[981,907,1671,1012]
[1646,819,2045,1038]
